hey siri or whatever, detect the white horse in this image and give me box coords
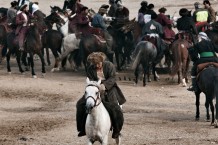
[51,10,81,72]
[85,78,121,145]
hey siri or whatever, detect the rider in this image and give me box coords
[155,7,175,42]
[7,1,18,28]
[77,6,114,55]
[187,32,218,92]
[192,2,209,32]
[76,52,126,138]
[138,1,147,27]
[15,4,29,51]
[91,5,114,55]
[31,3,47,34]
[176,8,198,42]
[141,11,165,61]
[203,0,216,23]
[108,0,118,17]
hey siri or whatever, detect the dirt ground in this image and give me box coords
[1,0,218,145]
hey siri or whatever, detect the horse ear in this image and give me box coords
[86,77,90,84]
[50,6,53,9]
[97,79,101,86]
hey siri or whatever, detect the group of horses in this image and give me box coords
[1,3,218,144]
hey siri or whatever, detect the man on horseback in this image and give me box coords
[108,0,118,17]
[176,8,198,43]
[7,1,18,28]
[77,6,114,55]
[203,0,216,23]
[140,11,165,61]
[137,1,147,27]
[193,2,209,33]
[187,32,218,92]
[76,52,125,139]
[15,4,29,51]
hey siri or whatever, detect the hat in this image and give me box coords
[20,4,28,11]
[179,8,189,16]
[100,4,109,9]
[98,8,107,14]
[11,1,18,7]
[81,6,88,11]
[194,2,200,6]
[159,7,167,13]
[140,1,148,7]
[87,52,106,65]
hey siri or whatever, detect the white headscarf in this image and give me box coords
[144,14,151,23]
[32,3,39,14]
[198,32,210,41]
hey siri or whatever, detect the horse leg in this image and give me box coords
[16,51,24,74]
[147,65,151,82]
[0,44,3,63]
[21,52,30,71]
[29,53,37,78]
[195,91,201,121]
[61,56,68,71]
[205,99,210,122]
[115,135,121,145]
[101,135,109,145]
[46,48,51,66]
[38,52,46,76]
[142,64,147,86]
[6,50,12,73]
[134,65,139,85]
[209,100,215,125]
[50,50,60,72]
[152,63,159,81]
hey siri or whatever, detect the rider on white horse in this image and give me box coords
[76,52,125,139]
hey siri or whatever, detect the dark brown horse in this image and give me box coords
[169,39,190,86]
[195,66,218,127]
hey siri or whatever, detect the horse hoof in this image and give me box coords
[21,72,25,75]
[51,68,55,72]
[134,83,137,86]
[195,117,200,121]
[32,75,37,79]
[8,72,12,75]
[148,79,151,82]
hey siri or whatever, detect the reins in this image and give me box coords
[85,84,102,108]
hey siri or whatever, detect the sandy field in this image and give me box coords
[0,0,218,145]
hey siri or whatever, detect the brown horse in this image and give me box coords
[170,39,191,86]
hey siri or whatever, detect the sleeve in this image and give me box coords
[77,15,89,25]
[102,62,116,90]
[16,14,24,25]
[190,19,198,35]
[99,17,107,30]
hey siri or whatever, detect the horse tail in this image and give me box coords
[170,40,181,76]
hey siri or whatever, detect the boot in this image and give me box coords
[187,77,197,92]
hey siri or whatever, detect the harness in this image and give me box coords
[85,84,102,110]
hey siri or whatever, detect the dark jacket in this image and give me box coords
[91,13,107,30]
[7,7,17,24]
[189,39,218,63]
[142,20,163,37]
[177,16,198,34]
[114,6,129,27]
[108,3,118,17]
[86,61,126,105]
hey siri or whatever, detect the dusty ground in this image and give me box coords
[1,0,218,145]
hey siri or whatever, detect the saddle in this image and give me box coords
[141,34,158,48]
[197,62,218,74]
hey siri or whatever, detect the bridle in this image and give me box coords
[85,84,102,108]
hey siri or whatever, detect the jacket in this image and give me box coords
[86,61,126,105]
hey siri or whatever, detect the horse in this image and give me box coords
[42,12,65,67]
[195,65,218,127]
[169,39,190,86]
[85,77,121,145]
[23,19,46,78]
[132,41,157,86]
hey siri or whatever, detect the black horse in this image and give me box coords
[132,41,157,86]
[42,12,64,66]
[75,34,114,70]
[195,66,218,127]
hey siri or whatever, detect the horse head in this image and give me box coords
[85,78,101,114]
[45,11,65,29]
[120,18,136,33]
